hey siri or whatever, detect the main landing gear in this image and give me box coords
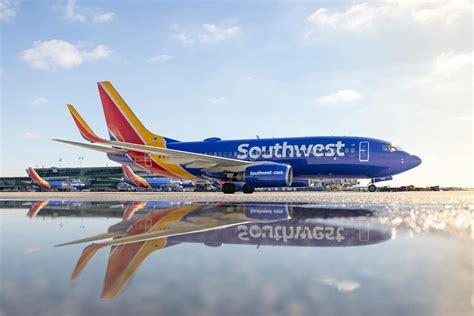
[222,182,255,194]
[222,182,236,194]
[242,184,255,194]
[368,180,377,192]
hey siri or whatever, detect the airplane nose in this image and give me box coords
[411,155,422,167]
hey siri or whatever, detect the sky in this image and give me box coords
[0,0,472,187]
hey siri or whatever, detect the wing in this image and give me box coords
[92,218,250,247]
[54,138,269,173]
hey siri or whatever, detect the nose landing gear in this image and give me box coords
[368,180,377,192]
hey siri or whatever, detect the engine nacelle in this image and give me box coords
[244,164,293,187]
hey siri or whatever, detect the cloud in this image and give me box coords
[24,246,41,253]
[431,51,473,77]
[93,12,114,23]
[30,96,47,106]
[456,115,472,121]
[149,54,173,63]
[64,0,85,22]
[410,0,472,25]
[413,51,473,90]
[199,24,240,43]
[320,277,360,292]
[18,40,111,70]
[0,0,19,21]
[23,132,40,140]
[173,32,194,45]
[172,23,240,44]
[60,0,115,23]
[209,97,225,105]
[307,1,472,31]
[317,89,361,104]
[308,4,378,30]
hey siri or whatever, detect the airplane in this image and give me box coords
[120,164,187,191]
[26,167,87,191]
[56,81,422,193]
[51,202,392,300]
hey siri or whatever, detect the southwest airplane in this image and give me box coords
[26,167,86,191]
[121,164,185,191]
[56,81,422,193]
[50,202,391,299]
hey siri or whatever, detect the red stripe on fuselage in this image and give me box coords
[126,151,176,178]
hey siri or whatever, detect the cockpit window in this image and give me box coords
[383,145,403,152]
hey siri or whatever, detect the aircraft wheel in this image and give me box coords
[368,184,377,192]
[242,184,255,194]
[222,182,236,194]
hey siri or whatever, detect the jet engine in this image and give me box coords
[243,164,293,187]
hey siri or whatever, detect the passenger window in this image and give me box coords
[350,148,355,154]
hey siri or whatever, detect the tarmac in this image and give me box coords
[1,191,472,204]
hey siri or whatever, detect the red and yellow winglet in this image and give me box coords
[27,167,51,189]
[122,165,151,189]
[67,104,108,143]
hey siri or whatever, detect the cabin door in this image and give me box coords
[145,153,152,167]
[359,141,370,162]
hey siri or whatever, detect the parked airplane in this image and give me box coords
[56,81,422,193]
[26,167,86,191]
[53,202,391,300]
[121,164,185,191]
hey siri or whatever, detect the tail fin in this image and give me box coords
[122,165,151,189]
[67,104,107,143]
[28,200,49,218]
[27,167,51,189]
[97,81,175,145]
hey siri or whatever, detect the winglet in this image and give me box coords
[71,243,105,283]
[27,167,51,189]
[67,104,107,143]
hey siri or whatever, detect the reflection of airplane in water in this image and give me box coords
[25,200,182,219]
[28,201,392,300]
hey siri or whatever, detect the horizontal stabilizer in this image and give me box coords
[53,139,127,155]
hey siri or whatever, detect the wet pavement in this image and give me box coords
[0,192,472,315]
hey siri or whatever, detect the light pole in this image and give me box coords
[58,158,62,176]
[79,156,84,176]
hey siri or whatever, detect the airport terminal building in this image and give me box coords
[0,166,152,191]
